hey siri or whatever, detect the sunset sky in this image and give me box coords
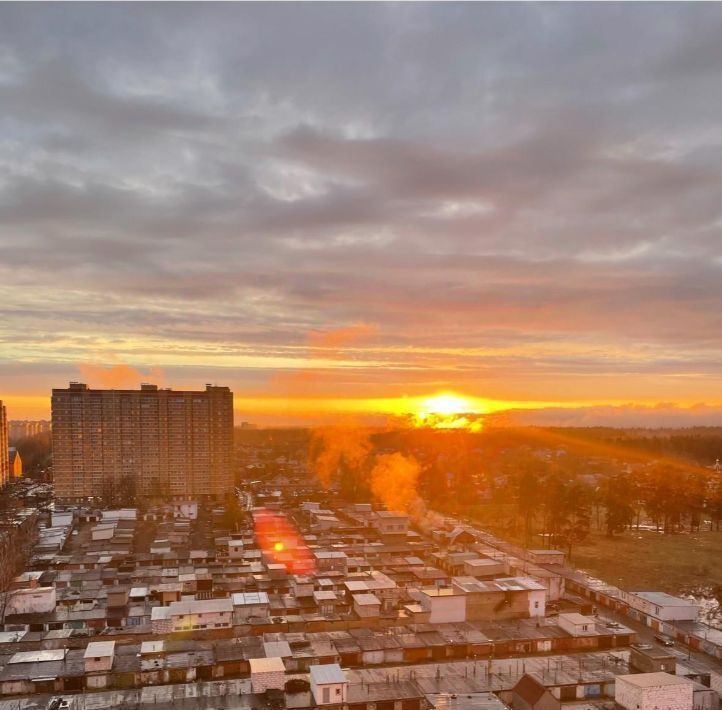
[2,4,722,426]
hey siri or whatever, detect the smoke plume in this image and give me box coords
[370,452,421,514]
[308,424,372,488]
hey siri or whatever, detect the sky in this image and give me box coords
[2,3,722,426]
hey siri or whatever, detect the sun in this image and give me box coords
[274,541,284,552]
[419,393,474,416]
[409,392,486,430]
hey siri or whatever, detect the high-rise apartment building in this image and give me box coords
[8,420,51,441]
[51,383,234,501]
[0,401,9,487]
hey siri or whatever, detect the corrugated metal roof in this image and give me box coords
[310,663,347,685]
[8,649,66,664]
[84,641,115,658]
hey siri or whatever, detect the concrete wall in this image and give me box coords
[6,587,56,615]
[420,592,465,624]
[233,604,270,623]
[558,614,595,637]
[251,670,286,693]
[311,681,347,705]
[710,670,722,697]
[171,609,232,631]
[615,676,693,710]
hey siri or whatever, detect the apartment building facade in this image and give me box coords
[0,401,8,487]
[52,383,233,501]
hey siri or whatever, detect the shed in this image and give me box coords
[250,656,286,693]
[310,663,348,705]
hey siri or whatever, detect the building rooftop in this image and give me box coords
[8,649,66,664]
[631,591,698,607]
[311,663,347,685]
[249,656,285,675]
[422,588,462,598]
[616,671,693,688]
[353,593,381,606]
[168,598,233,615]
[232,591,270,606]
[558,612,593,625]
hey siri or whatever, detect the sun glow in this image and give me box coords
[411,392,486,430]
[419,393,474,416]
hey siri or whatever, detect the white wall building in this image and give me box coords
[165,598,233,632]
[558,612,596,637]
[623,591,699,621]
[83,641,115,689]
[310,663,348,705]
[372,511,409,537]
[417,588,466,624]
[83,641,115,673]
[228,539,244,559]
[615,672,693,710]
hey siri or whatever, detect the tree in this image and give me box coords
[642,464,686,534]
[512,457,547,546]
[555,479,592,559]
[222,492,245,532]
[603,471,635,536]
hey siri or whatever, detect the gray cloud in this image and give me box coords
[2,3,722,420]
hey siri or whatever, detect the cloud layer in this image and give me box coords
[2,4,722,423]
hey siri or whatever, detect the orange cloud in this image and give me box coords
[77,363,165,389]
[307,322,378,352]
[270,322,378,394]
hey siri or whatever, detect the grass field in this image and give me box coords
[460,502,722,598]
[569,528,722,597]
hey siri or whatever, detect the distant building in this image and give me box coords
[8,448,22,478]
[623,591,699,622]
[8,420,51,441]
[51,382,234,500]
[0,401,8,486]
